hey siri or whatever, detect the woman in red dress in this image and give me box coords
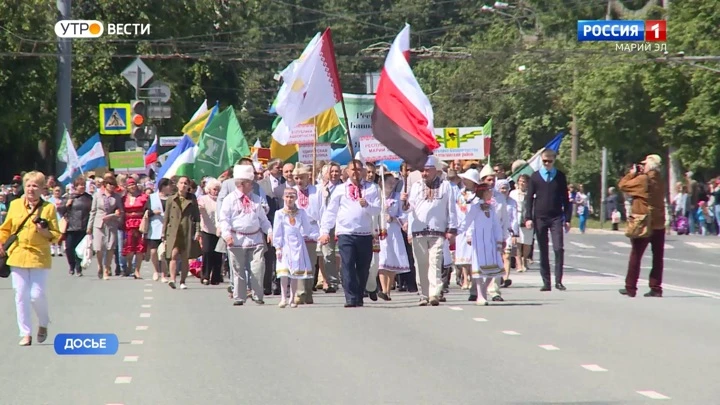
[122,178,150,279]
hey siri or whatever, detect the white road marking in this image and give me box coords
[570,242,595,249]
[114,376,132,384]
[473,317,488,322]
[144,296,153,300]
[135,326,149,331]
[131,340,144,345]
[636,391,670,400]
[664,243,674,249]
[609,241,632,248]
[144,283,152,286]
[448,306,463,311]
[143,289,153,292]
[539,345,559,351]
[141,304,151,308]
[502,330,521,335]
[581,364,607,372]
[123,356,139,362]
[569,254,599,259]
[140,313,151,318]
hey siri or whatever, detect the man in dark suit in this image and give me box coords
[524,149,572,291]
[257,158,285,295]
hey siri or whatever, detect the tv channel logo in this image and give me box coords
[54,333,119,355]
[55,20,104,38]
[577,20,666,42]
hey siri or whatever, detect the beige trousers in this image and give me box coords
[320,228,340,287]
[228,245,266,302]
[411,236,444,299]
[296,241,318,299]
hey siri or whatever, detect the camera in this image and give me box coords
[33,217,49,229]
[634,164,644,173]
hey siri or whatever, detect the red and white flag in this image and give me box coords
[371,24,438,170]
[275,28,343,132]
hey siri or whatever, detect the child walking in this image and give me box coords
[273,188,319,308]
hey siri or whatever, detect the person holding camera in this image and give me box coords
[0,171,62,346]
[618,154,667,298]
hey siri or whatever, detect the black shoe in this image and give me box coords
[502,279,512,288]
[324,286,337,293]
[378,292,391,301]
[344,303,357,308]
[272,289,281,295]
[233,300,244,306]
[555,283,566,291]
[619,288,636,297]
[397,286,407,292]
[68,269,74,275]
[540,285,551,292]
[492,295,504,302]
[263,288,272,296]
[76,272,83,277]
[468,295,477,301]
[644,290,662,298]
[439,295,447,302]
[368,291,378,302]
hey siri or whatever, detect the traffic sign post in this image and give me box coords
[121,58,153,90]
[145,81,171,103]
[99,103,131,135]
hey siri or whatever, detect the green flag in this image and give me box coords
[194,106,250,181]
[58,126,69,163]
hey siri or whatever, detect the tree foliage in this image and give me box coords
[0,0,718,191]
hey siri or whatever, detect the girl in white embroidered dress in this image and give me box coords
[378,173,411,301]
[455,169,482,289]
[460,183,505,306]
[272,188,318,308]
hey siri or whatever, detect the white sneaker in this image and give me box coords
[278,300,287,308]
[180,283,188,290]
[152,273,159,281]
[161,277,168,283]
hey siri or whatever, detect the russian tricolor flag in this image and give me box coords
[145,136,159,166]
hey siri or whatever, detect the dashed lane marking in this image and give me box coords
[135,326,149,331]
[539,345,560,351]
[568,254,599,259]
[131,340,144,345]
[502,330,521,336]
[144,283,153,286]
[114,376,132,384]
[144,296,153,300]
[123,356,139,362]
[448,306,463,311]
[637,391,670,400]
[581,364,608,372]
[473,317,488,322]
[609,241,632,248]
[140,313,151,318]
[141,304,151,308]
[570,242,595,249]
[143,289,153,293]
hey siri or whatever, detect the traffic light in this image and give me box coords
[131,100,147,139]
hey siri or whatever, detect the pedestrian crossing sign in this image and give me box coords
[99,103,131,135]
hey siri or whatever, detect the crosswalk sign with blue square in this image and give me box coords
[99,103,131,135]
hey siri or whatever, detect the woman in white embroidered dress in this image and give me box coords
[273,188,318,308]
[377,172,410,301]
[460,183,505,306]
[508,174,532,272]
[454,169,482,289]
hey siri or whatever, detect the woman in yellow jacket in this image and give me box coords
[0,171,62,346]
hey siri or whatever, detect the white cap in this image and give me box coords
[479,163,496,179]
[233,165,255,181]
[458,168,481,185]
[425,155,438,168]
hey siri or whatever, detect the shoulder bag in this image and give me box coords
[0,202,43,278]
[625,204,652,239]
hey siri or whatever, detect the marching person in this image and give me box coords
[87,174,124,280]
[317,162,343,292]
[0,171,62,346]
[524,149,572,291]
[273,187,318,308]
[219,165,272,306]
[57,176,93,277]
[496,178,519,288]
[291,163,321,305]
[618,154,666,297]
[377,171,411,301]
[455,168,482,289]
[162,176,201,290]
[459,182,505,305]
[403,155,458,307]
[319,160,381,308]
[509,174,533,272]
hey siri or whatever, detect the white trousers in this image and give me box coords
[412,236,444,299]
[365,252,380,292]
[10,267,50,337]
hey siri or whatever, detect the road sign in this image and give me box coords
[99,103,131,135]
[124,140,138,151]
[145,81,171,102]
[159,136,183,147]
[147,105,172,119]
[121,58,153,89]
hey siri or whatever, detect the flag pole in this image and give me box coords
[312,116,318,181]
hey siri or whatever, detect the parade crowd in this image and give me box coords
[1,152,718,345]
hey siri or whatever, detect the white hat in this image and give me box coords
[458,168,481,185]
[425,155,438,168]
[233,165,255,181]
[479,163,496,179]
[292,162,311,176]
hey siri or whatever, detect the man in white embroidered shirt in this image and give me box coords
[319,160,381,308]
[219,165,273,306]
[402,155,458,306]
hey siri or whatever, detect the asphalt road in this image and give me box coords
[1,234,718,405]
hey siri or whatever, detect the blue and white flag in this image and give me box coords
[58,134,107,185]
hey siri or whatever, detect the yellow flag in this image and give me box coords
[182,109,213,144]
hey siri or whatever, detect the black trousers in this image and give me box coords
[65,230,85,273]
[263,244,277,291]
[338,234,373,305]
[397,229,418,291]
[200,232,223,283]
[534,216,565,286]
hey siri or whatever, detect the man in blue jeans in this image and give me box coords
[318,160,381,308]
